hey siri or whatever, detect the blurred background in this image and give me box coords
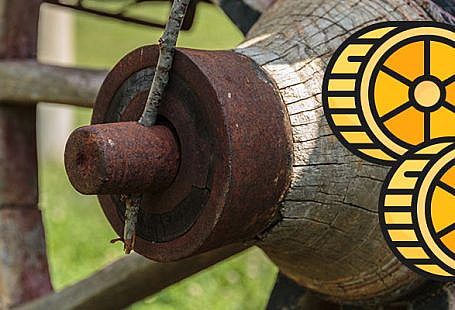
[36,2,277,309]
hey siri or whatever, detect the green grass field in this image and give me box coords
[39,2,277,309]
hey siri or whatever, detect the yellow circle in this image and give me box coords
[414,80,441,108]
[324,23,455,165]
[417,148,455,270]
[361,27,455,156]
[380,141,455,279]
[431,165,455,253]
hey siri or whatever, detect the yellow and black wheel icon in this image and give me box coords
[322,21,455,165]
[379,138,455,280]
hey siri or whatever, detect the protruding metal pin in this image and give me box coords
[64,122,180,195]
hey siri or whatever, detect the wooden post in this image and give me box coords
[0,61,106,107]
[0,0,53,308]
[235,0,440,306]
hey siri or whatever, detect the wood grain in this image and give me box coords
[236,0,432,305]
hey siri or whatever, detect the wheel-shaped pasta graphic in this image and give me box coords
[379,139,455,280]
[323,22,455,165]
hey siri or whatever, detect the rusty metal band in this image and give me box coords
[92,45,293,261]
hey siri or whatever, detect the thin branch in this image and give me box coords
[138,0,191,127]
[123,194,141,254]
[121,0,190,255]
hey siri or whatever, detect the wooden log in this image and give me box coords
[414,0,455,24]
[0,207,51,309]
[0,0,53,308]
[0,61,107,108]
[234,0,445,306]
[16,243,246,310]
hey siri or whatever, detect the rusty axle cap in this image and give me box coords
[65,122,180,195]
[64,45,293,261]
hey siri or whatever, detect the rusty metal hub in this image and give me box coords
[65,122,180,195]
[65,45,293,261]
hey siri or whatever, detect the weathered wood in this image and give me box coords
[1,0,450,308]
[0,0,53,307]
[414,0,455,24]
[0,208,51,309]
[0,0,41,59]
[0,60,107,107]
[235,0,436,305]
[17,244,246,310]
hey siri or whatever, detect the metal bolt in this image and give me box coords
[64,121,180,195]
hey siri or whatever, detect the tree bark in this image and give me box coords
[0,0,53,308]
[235,0,436,305]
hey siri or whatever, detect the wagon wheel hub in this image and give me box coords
[64,45,293,261]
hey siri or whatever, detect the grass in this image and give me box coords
[39,2,278,309]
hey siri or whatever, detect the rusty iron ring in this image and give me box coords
[92,45,293,261]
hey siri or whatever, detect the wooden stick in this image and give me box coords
[0,60,107,107]
[122,0,190,256]
[17,244,247,310]
[122,194,141,254]
[138,0,191,127]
